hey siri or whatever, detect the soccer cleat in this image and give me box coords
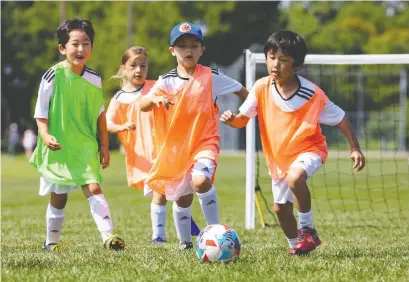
[288,227,321,256]
[152,237,167,244]
[104,234,125,251]
[42,241,61,251]
[179,242,193,250]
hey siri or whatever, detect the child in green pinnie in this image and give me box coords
[30,19,125,251]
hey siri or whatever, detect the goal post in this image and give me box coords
[244,50,409,229]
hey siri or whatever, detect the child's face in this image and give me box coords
[169,35,205,70]
[122,54,148,87]
[59,30,92,72]
[266,48,298,82]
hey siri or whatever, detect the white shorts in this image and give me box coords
[144,158,216,201]
[39,177,79,196]
[272,152,323,204]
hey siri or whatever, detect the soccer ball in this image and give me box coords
[195,224,241,263]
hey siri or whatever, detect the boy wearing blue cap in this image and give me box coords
[141,22,248,249]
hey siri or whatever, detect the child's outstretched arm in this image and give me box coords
[97,111,110,169]
[36,118,62,151]
[337,116,365,171]
[140,93,174,112]
[107,120,135,133]
[234,87,249,101]
[220,110,250,128]
[106,101,135,133]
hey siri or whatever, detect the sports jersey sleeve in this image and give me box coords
[211,69,243,99]
[106,97,120,125]
[318,100,345,126]
[97,77,105,116]
[34,70,55,119]
[239,85,258,118]
[145,76,165,98]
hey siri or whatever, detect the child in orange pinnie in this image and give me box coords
[140,22,248,249]
[106,46,200,244]
[221,30,365,256]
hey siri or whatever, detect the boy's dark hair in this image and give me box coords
[264,30,308,67]
[56,19,95,47]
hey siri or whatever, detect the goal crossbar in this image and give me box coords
[251,53,409,65]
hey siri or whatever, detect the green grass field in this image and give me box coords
[2,152,409,281]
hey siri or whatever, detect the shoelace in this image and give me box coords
[297,234,306,243]
[296,230,310,243]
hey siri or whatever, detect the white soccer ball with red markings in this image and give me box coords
[195,224,241,263]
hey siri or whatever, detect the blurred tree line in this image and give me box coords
[2,1,408,149]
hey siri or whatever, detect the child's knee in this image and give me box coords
[274,202,293,217]
[152,192,167,205]
[50,192,68,209]
[286,168,307,189]
[192,176,212,193]
[175,193,194,208]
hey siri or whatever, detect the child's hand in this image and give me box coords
[220,110,236,124]
[121,122,136,131]
[152,95,174,110]
[351,150,365,171]
[100,148,110,169]
[44,134,62,151]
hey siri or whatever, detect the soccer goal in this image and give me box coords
[244,50,409,229]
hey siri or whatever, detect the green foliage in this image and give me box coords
[283,2,409,55]
[310,18,376,53]
[1,1,235,125]
[365,29,409,54]
[283,3,319,40]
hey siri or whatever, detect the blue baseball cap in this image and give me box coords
[170,22,203,46]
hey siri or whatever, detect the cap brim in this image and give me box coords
[171,33,203,46]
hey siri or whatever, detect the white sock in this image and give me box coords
[88,194,113,242]
[196,185,219,225]
[172,202,192,243]
[287,237,298,249]
[45,203,65,245]
[151,203,166,240]
[298,209,314,229]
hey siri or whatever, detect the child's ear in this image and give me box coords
[200,45,206,55]
[58,44,66,56]
[169,46,176,57]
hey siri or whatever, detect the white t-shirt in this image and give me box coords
[34,66,105,119]
[148,67,243,102]
[239,75,345,126]
[111,86,144,104]
[106,86,146,125]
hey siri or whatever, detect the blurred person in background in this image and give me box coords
[7,123,20,156]
[22,127,37,159]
